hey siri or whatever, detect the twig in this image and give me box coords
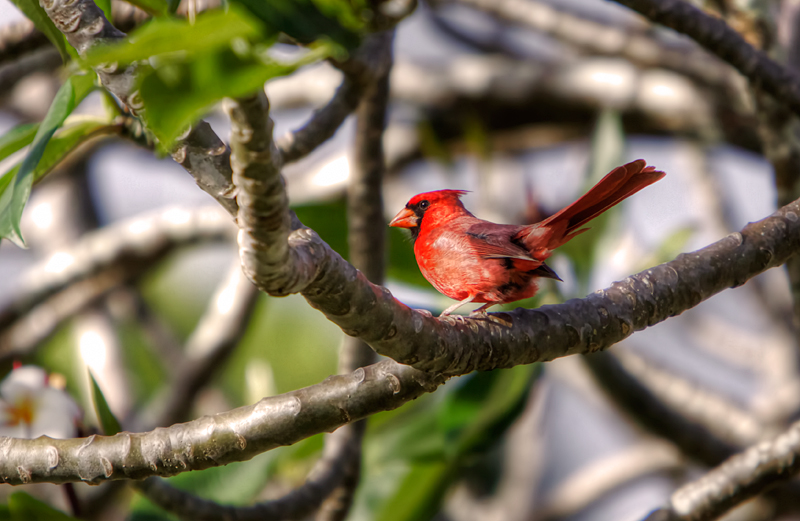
[275,33,393,165]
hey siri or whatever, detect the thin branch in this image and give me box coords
[448,0,739,90]
[0,359,444,485]
[612,0,800,118]
[585,351,741,467]
[275,33,393,165]
[644,417,800,521]
[0,206,234,359]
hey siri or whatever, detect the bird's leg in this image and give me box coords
[470,303,495,315]
[440,295,476,316]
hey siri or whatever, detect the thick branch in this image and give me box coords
[291,197,800,375]
[0,360,443,485]
[612,0,800,118]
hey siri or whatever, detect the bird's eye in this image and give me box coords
[418,200,430,210]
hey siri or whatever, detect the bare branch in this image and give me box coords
[275,33,393,165]
[449,0,738,90]
[0,359,444,485]
[612,0,800,118]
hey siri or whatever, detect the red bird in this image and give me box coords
[389,159,665,316]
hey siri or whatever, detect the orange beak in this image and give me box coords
[389,207,418,228]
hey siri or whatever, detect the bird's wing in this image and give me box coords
[463,222,535,261]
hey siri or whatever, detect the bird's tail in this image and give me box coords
[516,160,665,256]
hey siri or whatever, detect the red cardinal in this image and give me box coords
[389,159,665,316]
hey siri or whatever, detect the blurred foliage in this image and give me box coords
[351,364,541,521]
[0,73,97,246]
[6,492,78,521]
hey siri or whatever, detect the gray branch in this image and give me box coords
[0,360,444,485]
[612,0,800,118]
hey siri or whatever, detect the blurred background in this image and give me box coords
[0,0,798,520]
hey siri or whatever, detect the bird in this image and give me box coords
[389,159,665,316]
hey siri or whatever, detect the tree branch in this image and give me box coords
[0,359,444,485]
[612,0,800,118]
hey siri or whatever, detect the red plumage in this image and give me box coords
[389,159,666,315]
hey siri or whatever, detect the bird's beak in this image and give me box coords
[389,207,418,228]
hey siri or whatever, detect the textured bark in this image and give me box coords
[0,360,443,485]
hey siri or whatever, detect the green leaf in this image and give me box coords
[9,0,69,62]
[376,462,450,521]
[0,123,39,163]
[0,73,96,246]
[439,365,538,458]
[9,492,78,521]
[0,117,113,246]
[139,47,299,148]
[83,7,265,67]
[233,0,362,49]
[89,371,122,435]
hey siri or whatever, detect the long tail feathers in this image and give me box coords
[517,160,665,254]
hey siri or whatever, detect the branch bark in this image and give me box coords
[0,360,443,485]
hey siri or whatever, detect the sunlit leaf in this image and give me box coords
[0,73,97,246]
[9,0,70,62]
[90,371,122,435]
[9,492,78,521]
[141,48,299,148]
[0,123,39,163]
[83,7,265,67]
[232,0,363,49]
